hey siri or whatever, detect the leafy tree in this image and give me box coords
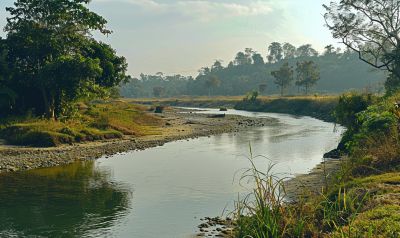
[4,0,127,119]
[245,48,255,63]
[296,44,319,57]
[0,37,17,115]
[258,84,267,95]
[153,86,165,98]
[245,90,259,101]
[199,67,211,75]
[252,53,265,65]
[234,52,251,65]
[295,61,320,95]
[324,0,400,92]
[271,62,294,96]
[267,42,283,63]
[282,43,296,59]
[120,44,386,97]
[205,75,221,96]
[324,44,336,56]
[211,60,224,72]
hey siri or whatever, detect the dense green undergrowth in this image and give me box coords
[233,92,400,238]
[0,101,161,147]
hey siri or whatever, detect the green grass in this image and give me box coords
[0,101,162,147]
[231,160,398,238]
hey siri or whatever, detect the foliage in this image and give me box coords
[271,62,294,96]
[153,86,165,98]
[244,91,259,102]
[235,95,338,122]
[324,0,400,91]
[0,101,161,147]
[267,42,283,63]
[2,0,128,119]
[233,152,289,238]
[295,60,320,95]
[120,45,385,98]
[333,93,375,129]
[204,75,221,96]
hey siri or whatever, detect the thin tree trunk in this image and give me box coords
[40,86,55,120]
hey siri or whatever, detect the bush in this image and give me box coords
[1,127,74,147]
[154,106,164,113]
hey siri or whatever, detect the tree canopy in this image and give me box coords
[1,0,128,119]
[295,61,320,95]
[324,0,400,92]
[271,62,294,96]
[121,42,385,98]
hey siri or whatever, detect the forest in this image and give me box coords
[120,43,386,98]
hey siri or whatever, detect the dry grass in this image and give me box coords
[125,95,339,104]
[0,101,163,147]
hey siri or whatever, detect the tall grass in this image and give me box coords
[232,148,290,238]
[0,101,162,147]
[231,148,370,238]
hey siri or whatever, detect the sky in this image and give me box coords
[0,0,338,77]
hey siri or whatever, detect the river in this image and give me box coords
[0,108,343,238]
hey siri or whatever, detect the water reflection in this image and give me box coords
[0,161,132,238]
[0,109,344,238]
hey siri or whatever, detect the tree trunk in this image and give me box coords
[41,86,55,120]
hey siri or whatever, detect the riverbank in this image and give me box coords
[227,92,400,238]
[128,95,339,122]
[0,107,276,173]
[234,96,338,122]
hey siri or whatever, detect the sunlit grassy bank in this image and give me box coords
[127,95,339,121]
[235,95,339,121]
[0,101,162,147]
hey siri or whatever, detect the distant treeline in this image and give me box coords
[120,43,385,98]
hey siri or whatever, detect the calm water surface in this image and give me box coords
[0,109,344,238]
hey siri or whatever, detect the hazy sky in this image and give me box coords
[0,0,338,77]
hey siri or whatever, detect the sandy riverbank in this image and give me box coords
[0,107,277,173]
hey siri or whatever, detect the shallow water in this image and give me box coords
[0,109,344,238]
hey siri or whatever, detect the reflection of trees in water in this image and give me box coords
[0,161,132,237]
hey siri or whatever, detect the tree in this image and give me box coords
[271,62,294,96]
[234,52,251,65]
[324,44,336,56]
[268,42,283,63]
[211,60,224,72]
[258,84,267,95]
[153,86,165,98]
[199,67,211,75]
[245,48,255,64]
[295,61,320,95]
[204,75,221,96]
[296,44,319,57]
[283,43,297,59]
[252,53,265,65]
[4,0,127,119]
[324,0,400,92]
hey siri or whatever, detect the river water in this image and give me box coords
[0,108,343,238]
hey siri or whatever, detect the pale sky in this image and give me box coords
[0,0,338,76]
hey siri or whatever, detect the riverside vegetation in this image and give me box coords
[0,101,162,147]
[228,92,400,238]
[1,0,400,237]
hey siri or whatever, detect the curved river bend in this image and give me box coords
[0,109,344,238]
